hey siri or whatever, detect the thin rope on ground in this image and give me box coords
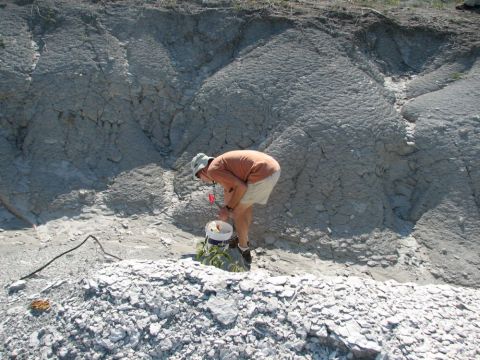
[20,234,122,280]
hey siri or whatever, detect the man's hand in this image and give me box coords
[218,206,231,221]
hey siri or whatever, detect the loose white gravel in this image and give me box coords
[2,259,480,359]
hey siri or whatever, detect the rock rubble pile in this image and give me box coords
[2,259,480,359]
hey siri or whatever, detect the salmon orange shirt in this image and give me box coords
[207,150,280,192]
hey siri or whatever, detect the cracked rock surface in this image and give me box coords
[1,1,479,287]
[2,259,480,359]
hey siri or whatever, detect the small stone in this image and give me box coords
[385,315,403,327]
[280,288,295,298]
[57,347,69,358]
[206,297,238,326]
[41,280,67,294]
[109,328,126,342]
[310,324,328,339]
[245,345,255,357]
[161,236,173,245]
[268,276,288,286]
[82,279,99,294]
[430,268,443,278]
[8,280,26,294]
[159,338,173,351]
[6,306,23,316]
[367,261,378,267]
[270,254,280,262]
[400,336,416,346]
[29,331,40,348]
[239,280,255,292]
[245,304,256,317]
[149,323,161,336]
[96,339,116,351]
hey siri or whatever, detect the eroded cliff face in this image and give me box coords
[0,0,479,286]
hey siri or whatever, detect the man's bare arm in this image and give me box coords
[208,168,247,209]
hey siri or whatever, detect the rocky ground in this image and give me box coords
[2,259,480,359]
[0,209,446,295]
[1,210,480,359]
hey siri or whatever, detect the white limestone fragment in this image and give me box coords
[149,323,161,337]
[29,331,40,348]
[206,297,238,326]
[268,276,288,286]
[82,279,99,294]
[239,280,255,292]
[8,280,26,294]
[109,328,126,342]
[159,338,173,351]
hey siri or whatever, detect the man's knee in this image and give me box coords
[232,204,252,220]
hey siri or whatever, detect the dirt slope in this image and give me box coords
[0,0,479,287]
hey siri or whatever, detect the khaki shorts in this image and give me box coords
[240,170,281,206]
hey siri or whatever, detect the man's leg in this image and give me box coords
[232,203,253,248]
[246,206,253,229]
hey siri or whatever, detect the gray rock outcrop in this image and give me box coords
[0,1,479,286]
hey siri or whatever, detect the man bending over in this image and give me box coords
[191,150,281,264]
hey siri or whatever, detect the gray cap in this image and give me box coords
[191,153,214,179]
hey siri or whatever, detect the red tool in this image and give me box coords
[208,193,215,205]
